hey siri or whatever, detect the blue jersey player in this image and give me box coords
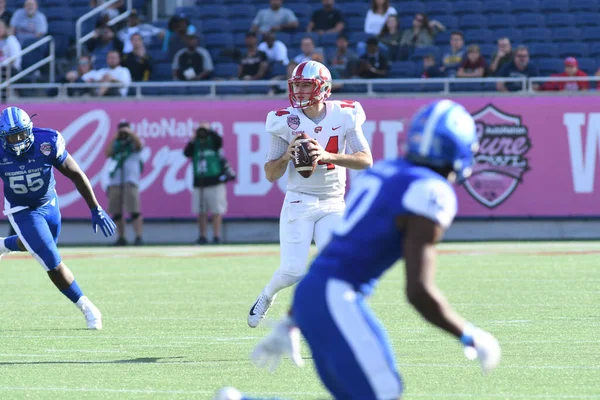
[0,107,116,330]
[246,100,501,400]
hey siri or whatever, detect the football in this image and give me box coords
[292,133,316,178]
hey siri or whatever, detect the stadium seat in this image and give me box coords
[43,0,67,6]
[589,43,600,57]
[411,46,439,60]
[482,1,510,14]
[397,1,425,16]
[452,1,483,16]
[580,28,600,43]
[400,16,414,30]
[233,33,246,48]
[425,1,452,16]
[216,86,246,95]
[201,19,231,34]
[570,0,599,12]
[487,14,516,29]
[148,50,169,63]
[434,30,451,46]
[348,32,369,46]
[244,85,269,95]
[268,62,288,78]
[345,17,364,33]
[142,87,187,96]
[558,43,589,58]
[48,20,74,36]
[293,32,319,47]
[529,43,558,59]
[286,3,311,19]
[521,28,552,43]
[342,2,370,17]
[390,61,417,78]
[44,7,72,21]
[152,63,173,81]
[175,6,202,19]
[515,13,545,29]
[275,32,292,47]
[575,13,599,27]
[463,29,495,44]
[198,5,229,19]
[510,0,539,14]
[433,15,458,30]
[552,28,582,43]
[576,58,596,75]
[319,34,337,47]
[459,15,487,30]
[539,0,569,13]
[229,17,253,33]
[212,62,238,78]
[493,29,522,45]
[479,44,496,58]
[546,14,575,28]
[203,33,234,49]
[229,4,256,18]
[537,58,563,75]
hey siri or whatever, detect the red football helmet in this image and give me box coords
[288,61,332,109]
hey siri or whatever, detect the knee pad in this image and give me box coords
[112,214,122,222]
[130,212,141,221]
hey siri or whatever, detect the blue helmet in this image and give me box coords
[405,99,479,181]
[0,107,34,156]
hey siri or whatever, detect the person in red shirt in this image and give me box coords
[542,57,589,91]
[457,44,486,78]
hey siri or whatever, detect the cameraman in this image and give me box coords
[184,123,234,245]
[105,121,144,246]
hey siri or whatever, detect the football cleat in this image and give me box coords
[0,237,12,261]
[247,292,276,328]
[76,296,103,330]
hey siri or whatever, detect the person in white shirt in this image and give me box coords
[117,9,165,54]
[81,50,132,97]
[364,0,397,36]
[0,19,21,73]
[248,60,373,328]
[258,32,289,66]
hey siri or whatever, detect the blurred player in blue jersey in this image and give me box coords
[245,99,501,400]
[0,106,116,330]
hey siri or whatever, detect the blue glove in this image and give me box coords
[91,206,116,237]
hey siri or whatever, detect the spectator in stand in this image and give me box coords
[0,0,13,26]
[258,32,289,66]
[488,37,513,76]
[122,33,152,82]
[307,0,344,35]
[81,50,132,97]
[358,37,389,78]
[398,13,445,61]
[118,9,165,54]
[251,0,299,34]
[86,22,123,66]
[378,15,403,61]
[496,45,539,92]
[287,35,323,76]
[9,0,47,44]
[165,14,191,60]
[238,31,269,80]
[457,44,486,78]
[172,32,213,81]
[364,0,397,36]
[421,54,444,78]
[90,0,123,20]
[63,54,93,96]
[441,31,465,78]
[542,57,589,91]
[0,19,21,76]
[328,33,358,78]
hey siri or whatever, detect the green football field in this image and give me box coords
[0,242,599,400]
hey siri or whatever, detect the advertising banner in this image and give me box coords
[7,96,599,218]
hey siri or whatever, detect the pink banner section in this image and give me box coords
[6,97,600,218]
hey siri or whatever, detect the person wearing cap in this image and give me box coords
[542,57,590,91]
[172,29,213,81]
[496,45,539,92]
[357,36,389,78]
[104,121,145,246]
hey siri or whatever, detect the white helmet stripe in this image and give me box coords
[419,99,454,156]
[6,107,16,128]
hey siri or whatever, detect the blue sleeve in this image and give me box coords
[50,131,68,167]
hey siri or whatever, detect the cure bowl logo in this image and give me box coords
[287,115,300,130]
[464,104,531,208]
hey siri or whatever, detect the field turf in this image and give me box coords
[0,242,599,399]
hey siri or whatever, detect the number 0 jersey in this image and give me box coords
[310,158,458,289]
[265,100,367,198]
[1,127,68,214]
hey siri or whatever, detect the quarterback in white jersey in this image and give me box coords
[248,60,373,328]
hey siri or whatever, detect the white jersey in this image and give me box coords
[265,100,367,198]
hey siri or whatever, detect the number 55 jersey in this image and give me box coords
[1,128,68,215]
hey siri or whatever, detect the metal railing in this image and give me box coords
[4,76,600,101]
[0,36,55,90]
[76,0,133,59]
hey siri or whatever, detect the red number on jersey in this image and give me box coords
[275,109,290,116]
[340,100,355,109]
[318,136,339,170]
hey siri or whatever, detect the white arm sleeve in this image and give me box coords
[266,135,289,161]
[346,128,370,154]
[401,179,457,229]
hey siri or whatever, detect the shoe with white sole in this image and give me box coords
[248,292,276,328]
[76,296,102,330]
[0,237,12,261]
